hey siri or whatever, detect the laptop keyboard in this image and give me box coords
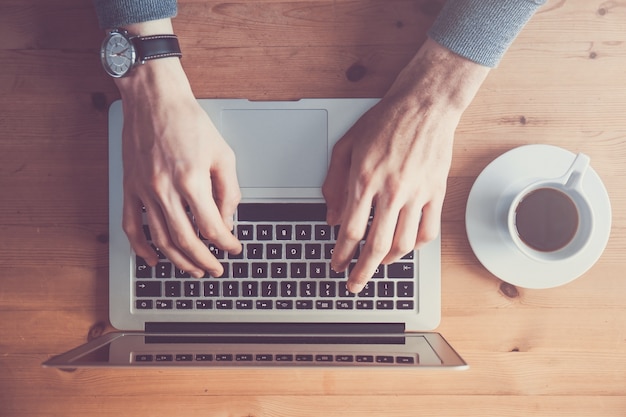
[134,203,417,312]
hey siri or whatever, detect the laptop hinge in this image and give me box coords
[145,322,405,335]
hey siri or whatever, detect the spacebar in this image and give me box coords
[237,203,327,222]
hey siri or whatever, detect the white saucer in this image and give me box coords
[465,144,612,289]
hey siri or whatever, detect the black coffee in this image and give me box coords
[514,188,579,252]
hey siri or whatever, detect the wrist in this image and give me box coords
[387,37,490,113]
[115,57,193,105]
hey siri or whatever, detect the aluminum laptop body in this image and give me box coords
[43,99,467,369]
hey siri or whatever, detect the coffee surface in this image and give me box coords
[514,188,579,252]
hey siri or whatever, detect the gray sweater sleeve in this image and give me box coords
[428,0,546,67]
[92,0,542,67]
[92,0,177,29]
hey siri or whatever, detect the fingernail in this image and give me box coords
[348,282,364,294]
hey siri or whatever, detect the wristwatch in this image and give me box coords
[100,29,182,78]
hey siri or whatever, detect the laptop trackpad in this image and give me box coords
[221,109,328,188]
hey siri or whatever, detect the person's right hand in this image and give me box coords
[115,51,242,278]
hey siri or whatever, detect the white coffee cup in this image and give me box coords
[506,153,594,262]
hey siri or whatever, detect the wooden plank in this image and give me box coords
[1,394,624,417]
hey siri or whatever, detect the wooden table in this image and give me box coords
[1,0,625,415]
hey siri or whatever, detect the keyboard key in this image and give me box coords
[295,225,312,240]
[176,354,193,362]
[280,282,296,297]
[300,281,316,297]
[204,281,219,297]
[397,300,415,310]
[165,281,181,297]
[236,354,253,361]
[156,354,173,362]
[251,263,268,278]
[207,243,225,259]
[247,243,263,259]
[135,257,152,278]
[256,354,273,362]
[184,281,200,297]
[315,225,331,240]
[286,244,302,259]
[242,281,258,297]
[256,224,273,240]
[376,356,394,364]
[276,300,294,309]
[310,263,326,278]
[175,268,191,278]
[267,244,282,259]
[356,300,374,310]
[256,300,273,309]
[377,281,394,297]
[276,354,293,362]
[232,263,249,278]
[315,354,333,362]
[216,300,233,309]
[176,299,193,309]
[376,300,394,310]
[237,224,254,240]
[305,244,322,259]
[216,354,233,361]
[296,300,313,309]
[136,281,161,297]
[319,281,336,297]
[315,300,333,310]
[296,354,313,362]
[290,263,306,278]
[135,354,153,362]
[196,354,213,362]
[222,281,239,297]
[335,355,354,363]
[271,262,287,278]
[396,356,416,364]
[156,262,172,278]
[196,300,213,309]
[136,299,153,309]
[388,262,415,278]
[397,281,414,297]
[358,283,375,297]
[356,355,374,363]
[276,225,292,240]
[261,281,277,297]
[236,300,253,309]
[156,300,173,309]
[336,300,354,309]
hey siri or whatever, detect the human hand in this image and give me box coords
[323,38,490,293]
[116,56,241,279]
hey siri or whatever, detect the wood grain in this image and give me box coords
[1,0,625,416]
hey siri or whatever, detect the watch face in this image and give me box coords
[101,31,136,77]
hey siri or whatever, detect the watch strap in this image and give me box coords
[133,34,182,63]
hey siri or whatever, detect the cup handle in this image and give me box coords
[561,153,590,192]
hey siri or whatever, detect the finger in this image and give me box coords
[331,196,372,275]
[322,138,351,226]
[415,200,442,249]
[211,149,241,232]
[347,204,399,293]
[381,201,422,264]
[183,181,242,256]
[148,198,222,278]
[122,195,159,265]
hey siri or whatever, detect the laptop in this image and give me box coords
[43,98,467,369]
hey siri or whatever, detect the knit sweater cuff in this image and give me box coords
[428,0,546,68]
[92,0,178,29]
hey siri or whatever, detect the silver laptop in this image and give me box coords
[43,98,467,369]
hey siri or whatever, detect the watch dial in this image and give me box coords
[102,33,135,77]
